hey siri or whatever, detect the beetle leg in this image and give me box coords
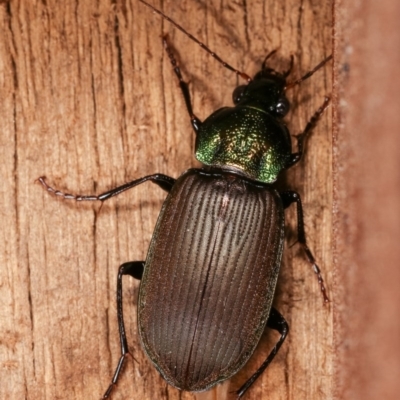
[280,190,329,303]
[37,173,176,201]
[162,35,202,133]
[287,96,330,167]
[119,261,145,280]
[235,308,288,399]
[103,262,143,398]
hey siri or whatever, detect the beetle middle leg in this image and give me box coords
[38,173,175,201]
[280,190,329,302]
[235,308,289,399]
[102,261,145,398]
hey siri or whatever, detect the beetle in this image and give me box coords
[38,0,331,398]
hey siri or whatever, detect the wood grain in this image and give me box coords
[0,1,332,399]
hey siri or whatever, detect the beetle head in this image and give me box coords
[232,52,292,118]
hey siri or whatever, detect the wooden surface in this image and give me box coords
[332,1,400,399]
[0,1,332,399]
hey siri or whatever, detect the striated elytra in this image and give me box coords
[38,1,331,398]
[139,169,284,392]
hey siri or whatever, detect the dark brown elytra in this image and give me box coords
[38,0,331,398]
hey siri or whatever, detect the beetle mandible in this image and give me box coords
[39,0,331,398]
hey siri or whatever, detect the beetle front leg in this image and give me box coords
[287,96,330,167]
[102,261,144,399]
[235,308,289,399]
[37,173,176,202]
[162,35,202,133]
[280,190,329,303]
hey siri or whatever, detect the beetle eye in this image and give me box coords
[232,85,247,104]
[275,97,290,117]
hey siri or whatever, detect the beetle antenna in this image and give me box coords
[283,55,294,77]
[139,0,252,82]
[262,49,279,67]
[285,54,332,89]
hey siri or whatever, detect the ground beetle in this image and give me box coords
[39,0,331,398]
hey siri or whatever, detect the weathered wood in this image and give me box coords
[332,1,400,399]
[0,1,332,399]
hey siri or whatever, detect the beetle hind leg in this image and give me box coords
[235,308,289,399]
[102,261,144,398]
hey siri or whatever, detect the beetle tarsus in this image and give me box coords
[103,262,141,398]
[312,262,330,303]
[37,176,96,201]
[302,245,330,303]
